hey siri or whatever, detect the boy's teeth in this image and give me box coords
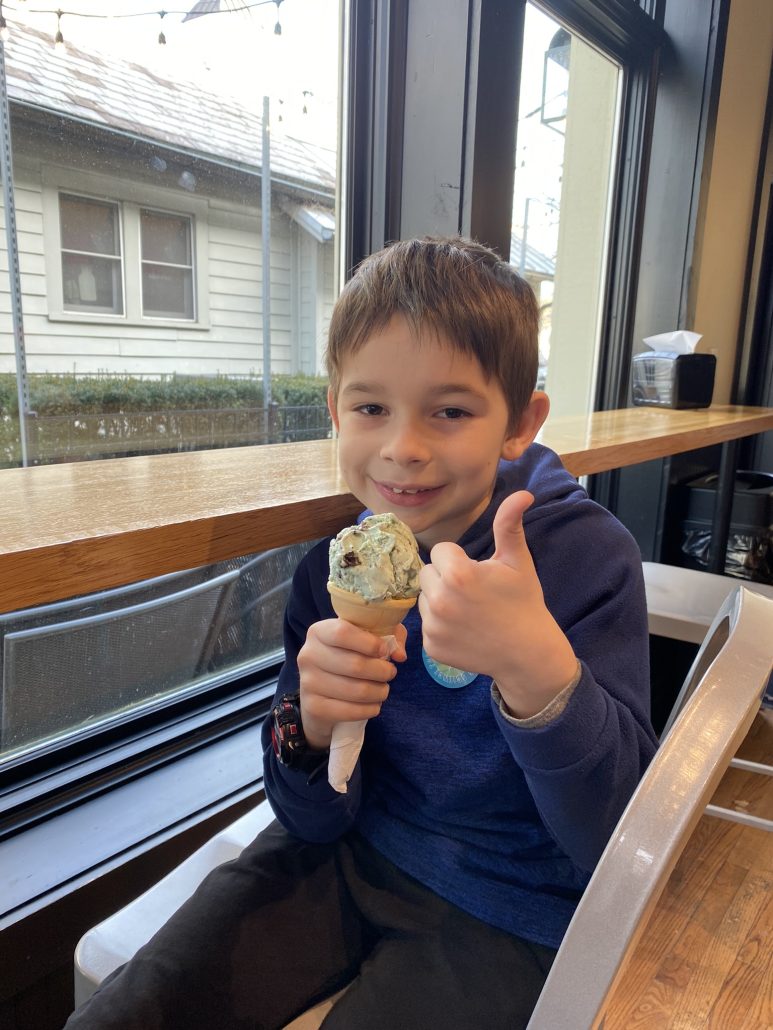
[393,487,420,494]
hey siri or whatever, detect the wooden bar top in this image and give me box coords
[1,404,772,615]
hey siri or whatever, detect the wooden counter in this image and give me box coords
[2,404,772,615]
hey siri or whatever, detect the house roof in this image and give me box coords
[3,20,336,200]
[510,231,556,278]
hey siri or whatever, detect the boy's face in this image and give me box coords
[328,315,546,550]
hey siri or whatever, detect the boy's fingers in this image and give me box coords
[319,618,395,658]
[491,490,535,571]
[426,540,466,572]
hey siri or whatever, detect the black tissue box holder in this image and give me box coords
[631,351,716,409]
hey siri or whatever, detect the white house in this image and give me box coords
[0,19,337,380]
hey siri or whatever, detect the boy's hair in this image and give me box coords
[325,236,540,427]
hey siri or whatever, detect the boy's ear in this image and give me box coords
[501,391,550,461]
[327,385,340,432]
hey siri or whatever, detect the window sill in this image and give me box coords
[46,311,211,331]
[0,713,266,929]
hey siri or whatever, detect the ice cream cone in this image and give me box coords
[326,582,417,794]
[327,582,417,634]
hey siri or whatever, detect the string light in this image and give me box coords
[11,1,292,52]
[54,9,65,50]
[21,2,285,26]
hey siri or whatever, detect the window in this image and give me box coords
[510,4,622,417]
[60,193,124,315]
[43,177,207,330]
[0,0,341,786]
[140,208,195,320]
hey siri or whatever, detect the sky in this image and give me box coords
[4,0,341,143]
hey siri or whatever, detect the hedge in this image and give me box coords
[0,373,332,466]
[0,373,329,416]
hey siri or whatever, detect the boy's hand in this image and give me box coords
[419,491,578,719]
[297,619,408,750]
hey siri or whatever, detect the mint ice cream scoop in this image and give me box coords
[328,512,422,602]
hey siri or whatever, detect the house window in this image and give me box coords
[60,193,124,315]
[140,208,195,320]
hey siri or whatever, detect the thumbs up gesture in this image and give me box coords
[419,491,578,718]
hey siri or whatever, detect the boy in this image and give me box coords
[66,237,658,1030]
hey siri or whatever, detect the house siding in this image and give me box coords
[0,121,335,381]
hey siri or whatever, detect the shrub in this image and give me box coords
[0,373,331,466]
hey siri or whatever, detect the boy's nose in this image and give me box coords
[380,422,430,465]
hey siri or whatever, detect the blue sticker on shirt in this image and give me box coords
[422,648,478,689]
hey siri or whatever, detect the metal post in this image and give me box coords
[0,41,30,466]
[519,196,530,276]
[262,95,272,442]
[707,438,739,575]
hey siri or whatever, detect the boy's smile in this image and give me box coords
[328,315,547,550]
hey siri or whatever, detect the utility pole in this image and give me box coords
[0,40,30,466]
[262,94,272,442]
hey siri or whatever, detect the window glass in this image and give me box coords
[511,3,621,416]
[141,209,195,318]
[0,543,315,766]
[1,0,339,469]
[60,193,124,314]
[0,0,340,765]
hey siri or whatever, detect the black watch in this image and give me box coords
[270,694,328,775]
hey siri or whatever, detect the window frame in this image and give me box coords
[348,0,666,409]
[41,166,210,330]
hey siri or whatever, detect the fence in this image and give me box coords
[1,404,333,466]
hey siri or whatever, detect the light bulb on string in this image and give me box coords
[54,10,65,52]
[274,0,282,36]
[158,10,166,45]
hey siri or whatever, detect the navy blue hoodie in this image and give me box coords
[262,443,658,949]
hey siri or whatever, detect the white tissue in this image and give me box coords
[328,634,399,793]
[642,330,702,355]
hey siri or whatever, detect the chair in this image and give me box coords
[73,585,773,1029]
[73,806,341,1029]
[526,586,773,1029]
[643,561,773,831]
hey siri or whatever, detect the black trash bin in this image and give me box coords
[680,470,773,584]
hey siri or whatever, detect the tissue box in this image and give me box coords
[631,351,716,409]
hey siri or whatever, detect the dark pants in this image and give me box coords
[65,822,555,1030]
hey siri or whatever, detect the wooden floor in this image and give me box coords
[605,708,773,1029]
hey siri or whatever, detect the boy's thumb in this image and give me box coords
[492,491,534,570]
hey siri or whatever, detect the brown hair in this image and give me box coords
[325,236,540,427]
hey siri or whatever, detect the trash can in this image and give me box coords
[680,470,773,584]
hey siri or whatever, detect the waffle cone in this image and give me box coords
[327,582,417,635]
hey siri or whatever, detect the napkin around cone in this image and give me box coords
[326,582,416,792]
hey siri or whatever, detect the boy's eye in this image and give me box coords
[437,407,469,420]
[355,403,385,416]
